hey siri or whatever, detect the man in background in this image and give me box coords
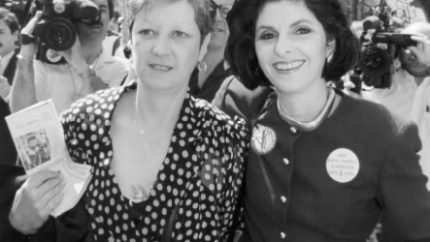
[364,22,430,190]
[10,0,129,114]
[0,7,19,165]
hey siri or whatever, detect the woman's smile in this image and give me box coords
[272,60,305,72]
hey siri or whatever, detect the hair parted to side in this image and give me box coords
[0,7,20,33]
[127,0,213,40]
[226,0,359,90]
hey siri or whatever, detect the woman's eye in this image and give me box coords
[139,29,155,36]
[173,31,189,38]
[258,32,276,40]
[296,27,311,35]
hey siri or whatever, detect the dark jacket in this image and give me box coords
[0,164,92,242]
[214,78,430,242]
[1,51,18,165]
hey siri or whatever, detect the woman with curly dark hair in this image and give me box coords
[214,0,430,241]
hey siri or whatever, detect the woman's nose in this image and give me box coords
[151,36,170,56]
[274,34,292,56]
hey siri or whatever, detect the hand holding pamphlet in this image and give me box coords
[6,100,92,217]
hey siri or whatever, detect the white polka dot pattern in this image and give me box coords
[61,82,249,241]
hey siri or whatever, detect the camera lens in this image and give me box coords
[359,46,392,77]
[43,18,77,51]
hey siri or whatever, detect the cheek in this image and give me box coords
[255,43,271,70]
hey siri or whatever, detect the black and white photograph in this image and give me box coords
[1,0,430,241]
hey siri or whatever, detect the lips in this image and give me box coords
[273,60,304,72]
[149,64,173,71]
[213,22,226,32]
[86,22,103,29]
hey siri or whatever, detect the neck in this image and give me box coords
[415,76,425,86]
[135,82,187,127]
[80,37,104,64]
[277,82,329,122]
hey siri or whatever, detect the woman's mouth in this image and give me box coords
[273,60,304,72]
[149,64,173,71]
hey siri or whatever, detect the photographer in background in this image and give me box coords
[363,21,430,190]
[0,7,19,166]
[9,0,129,114]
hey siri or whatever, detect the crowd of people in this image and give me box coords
[0,0,430,241]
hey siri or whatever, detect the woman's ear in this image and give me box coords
[198,33,212,62]
[326,39,336,63]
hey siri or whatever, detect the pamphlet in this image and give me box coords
[6,100,92,217]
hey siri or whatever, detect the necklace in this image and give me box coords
[277,88,336,131]
[129,184,148,204]
[128,91,149,204]
[134,90,145,137]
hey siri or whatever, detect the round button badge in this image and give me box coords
[251,124,276,155]
[326,148,360,183]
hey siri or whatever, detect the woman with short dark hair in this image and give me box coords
[5,0,248,241]
[214,0,430,241]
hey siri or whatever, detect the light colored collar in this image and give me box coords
[0,51,14,75]
[277,88,336,131]
[92,47,117,69]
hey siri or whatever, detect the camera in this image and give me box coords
[31,0,100,64]
[356,15,417,89]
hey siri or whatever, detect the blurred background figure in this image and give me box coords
[10,0,129,114]
[188,0,234,102]
[0,7,19,165]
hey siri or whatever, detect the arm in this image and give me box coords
[380,121,430,241]
[9,56,37,112]
[9,12,42,113]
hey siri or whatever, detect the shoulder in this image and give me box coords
[193,97,249,142]
[61,85,125,130]
[340,93,418,141]
[213,77,273,121]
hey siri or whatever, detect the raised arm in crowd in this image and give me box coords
[10,0,129,114]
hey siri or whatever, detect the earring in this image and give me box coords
[326,52,333,64]
[197,61,207,73]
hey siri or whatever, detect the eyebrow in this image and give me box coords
[256,19,314,31]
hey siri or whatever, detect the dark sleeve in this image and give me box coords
[380,121,430,242]
[212,77,272,122]
[0,164,30,242]
[0,166,91,242]
[220,116,249,242]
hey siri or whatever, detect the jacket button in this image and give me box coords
[283,158,289,165]
[280,196,287,203]
[290,126,297,134]
[280,231,286,239]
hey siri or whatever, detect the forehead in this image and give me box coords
[91,0,109,7]
[213,0,234,5]
[257,1,318,25]
[135,0,197,27]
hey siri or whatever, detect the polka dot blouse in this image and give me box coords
[61,82,249,242]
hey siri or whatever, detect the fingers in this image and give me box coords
[27,173,65,216]
[41,187,64,214]
[26,170,61,190]
[21,11,43,35]
[34,173,65,198]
